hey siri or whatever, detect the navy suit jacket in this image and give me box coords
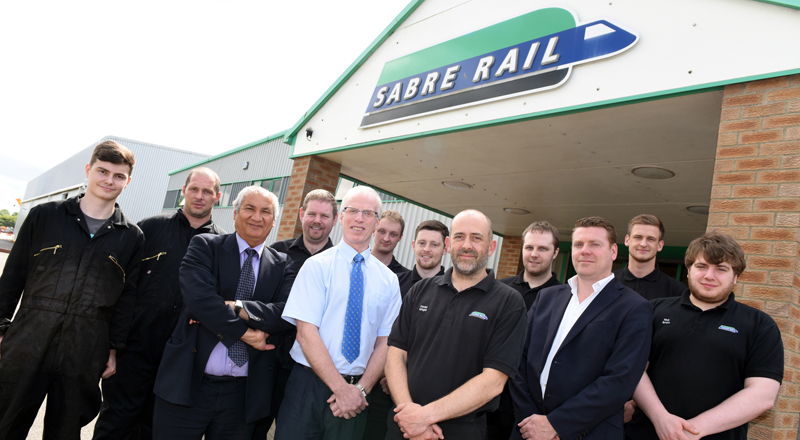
[509,278,652,440]
[154,233,296,423]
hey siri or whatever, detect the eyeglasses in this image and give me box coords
[342,207,379,219]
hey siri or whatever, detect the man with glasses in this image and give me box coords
[276,186,402,440]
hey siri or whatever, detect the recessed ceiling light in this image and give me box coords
[686,205,709,215]
[504,207,531,215]
[631,166,676,180]
[442,181,473,190]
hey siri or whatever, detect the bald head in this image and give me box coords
[451,209,493,238]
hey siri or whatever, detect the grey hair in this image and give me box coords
[233,185,280,218]
[341,186,382,215]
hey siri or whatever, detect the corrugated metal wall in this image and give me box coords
[165,137,293,192]
[15,136,208,231]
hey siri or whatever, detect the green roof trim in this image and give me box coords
[168,129,289,176]
[282,0,426,144]
[753,0,800,10]
[289,67,800,159]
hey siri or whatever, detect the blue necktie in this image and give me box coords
[229,248,257,367]
[342,253,364,364]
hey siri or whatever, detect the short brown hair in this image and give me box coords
[573,216,617,245]
[414,220,449,242]
[628,214,665,240]
[380,210,405,234]
[685,231,746,276]
[185,167,221,194]
[90,140,135,175]
[522,221,559,248]
[303,189,337,218]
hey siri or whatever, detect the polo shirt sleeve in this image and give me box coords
[378,275,402,337]
[745,314,784,383]
[281,258,326,327]
[482,291,527,379]
[388,282,419,351]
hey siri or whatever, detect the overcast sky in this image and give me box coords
[0,0,410,213]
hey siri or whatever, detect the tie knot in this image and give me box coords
[353,254,364,264]
[245,248,257,258]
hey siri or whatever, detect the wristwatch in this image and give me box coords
[355,382,367,398]
[234,300,243,316]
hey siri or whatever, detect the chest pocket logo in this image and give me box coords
[469,311,488,320]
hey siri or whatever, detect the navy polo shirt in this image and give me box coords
[614,264,686,301]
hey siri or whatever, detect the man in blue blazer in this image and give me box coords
[510,217,652,440]
[152,186,296,439]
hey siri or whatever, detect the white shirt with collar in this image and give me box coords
[539,273,616,397]
[282,240,402,375]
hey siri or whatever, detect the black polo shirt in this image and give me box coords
[397,265,446,298]
[270,234,333,269]
[388,256,410,275]
[500,271,562,311]
[626,292,783,440]
[614,264,686,301]
[388,268,527,419]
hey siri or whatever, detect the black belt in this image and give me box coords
[303,365,363,384]
[203,374,246,382]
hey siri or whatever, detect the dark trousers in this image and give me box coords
[251,365,292,439]
[362,384,393,440]
[93,346,158,440]
[486,384,515,440]
[275,364,369,440]
[153,376,254,440]
[386,411,488,440]
[0,370,101,440]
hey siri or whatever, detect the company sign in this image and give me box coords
[361,7,638,128]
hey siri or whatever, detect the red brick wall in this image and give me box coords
[276,155,341,241]
[496,236,523,279]
[711,74,800,440]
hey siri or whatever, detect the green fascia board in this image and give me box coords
[283,0,426,144]
[168,129,289,176]
[377,8,575,85]
[341,173,505,237]
[753,0,800,10]
[289,67,800,159]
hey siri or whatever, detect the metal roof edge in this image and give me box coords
[99,135,210,157]
[282,0,426,145]
[168,129,290,176]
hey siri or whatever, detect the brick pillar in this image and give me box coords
[276,155,341,241]
[496,236,523,279]
[711,74,800,440]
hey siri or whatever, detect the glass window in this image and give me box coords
[217,184,232,207]
[163,190,180,209]
[227,182,249,207]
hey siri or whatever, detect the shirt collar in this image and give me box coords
[69,194,128,227]
[235,232,266,256]
[436,267,497,293]
[567,273,616,297]
[512,271,559,290]
[680,289,736,311]
[411,265,445,282]
[336,239,372,263]
[621,263,662,282]
[176,208,216,231]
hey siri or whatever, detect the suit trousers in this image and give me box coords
[275,364,369,440]
[153,375,254,440]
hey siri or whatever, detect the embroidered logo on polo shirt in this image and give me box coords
[469,311,488,320]
[419,305,428,312]
[719,325,738,333]
[662,318,670,325]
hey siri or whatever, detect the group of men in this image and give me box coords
[0,141,785,440]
